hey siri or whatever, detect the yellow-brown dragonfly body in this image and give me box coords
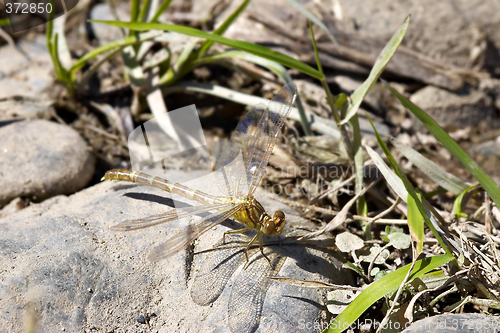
[103,83,297,265]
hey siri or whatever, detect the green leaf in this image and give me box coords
[407,191,424,258]
[390,137,468,195]
[452,184,481,219]
[324,254,450,333]
[386,82,500,210]
[89,20,324,80]
[387,232,411,250]
[340,15,410,125]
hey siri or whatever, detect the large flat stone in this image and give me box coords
[0,169,352,332]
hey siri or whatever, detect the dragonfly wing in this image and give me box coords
[110,202,231,231]
[228,249,287,333]
[147,204,243,261]
[190,239,251,306]
[222,84,297,197]
[212,141,249,199]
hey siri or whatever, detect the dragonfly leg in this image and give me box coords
[242,232,260,269]
[259,232,273,269]
[222,227,252,244]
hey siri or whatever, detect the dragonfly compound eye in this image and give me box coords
[262,210,286,236]
[274,210,285,220]
[263,220,277,236]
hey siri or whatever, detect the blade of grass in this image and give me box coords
[53,15,72,71]
[308,21,339,122]
[285,0,337,46]
[70,30,162,74]
[162,81,338,136]
[407,191,424,259]
[130,0,140,22]
[365,144,463,257]
[452,184,481,219]
[138,0,152,22]
[390,137,468,195]
[324,254,450,333]
[160,39,198,84]
[197,0,251,57]
[365,145,408,200]
[150,0,174,23]
[50,34,69,84]
[350,114,369,236]
[76,47,122,94]
[192,50,312,135]
[340,16,410,125]
[88,20,324,80]
[386,82,500,209]
[366,115,458,266]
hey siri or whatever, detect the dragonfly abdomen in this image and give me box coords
[102,169,223,205]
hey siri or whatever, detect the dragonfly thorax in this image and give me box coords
[232,196,286,237]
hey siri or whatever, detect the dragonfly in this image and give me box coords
[102,83,297,266]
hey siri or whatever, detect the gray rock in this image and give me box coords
[472,138,500,158]
[0,169,353,332]
[0,36,53,100]
[409,86,496,129]
[402,313,500,333]
[0,120,95,206]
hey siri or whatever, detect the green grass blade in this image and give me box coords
[130,0,140,22]
[162,81,340,135]
[197,0,251,57]
[46,0,55,61]
[285,0,337,46]
[150,0,174,23]
[193,50,312,135]
[390,137,468,195]
[340,16,409,125]
[350,114,368,234]
[385,82,500,209]
[407,191,424,258]
[365,145,408,200]
[89,20,324,80]
[138,0,151,22]
[51,34,68,83]
[324,254,450,333]
[452,184,480,219]
[309,21,324,75]
[0,18,9,26]
[70,30,162,74]
[366,115,457,265]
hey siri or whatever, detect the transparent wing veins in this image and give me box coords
[110,202,232,231]
[147,204,243,261]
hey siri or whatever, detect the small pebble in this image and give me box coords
[136,315,146,324]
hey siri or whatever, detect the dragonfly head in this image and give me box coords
[263,210,286,236]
